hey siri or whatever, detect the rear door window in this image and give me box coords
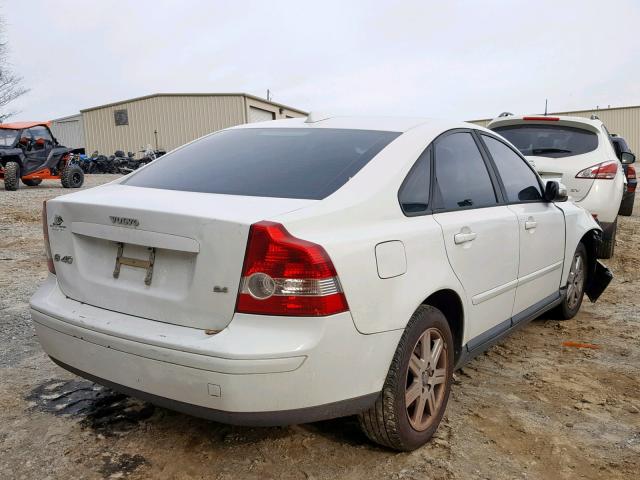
[493,124,598,158]
[124,128,400,200]
[433,132,498,210]
[481,135,543,203]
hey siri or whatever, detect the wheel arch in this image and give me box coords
[421,289,465,364]
[1,155,24,169]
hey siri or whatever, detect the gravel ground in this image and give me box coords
[1,175,638,480]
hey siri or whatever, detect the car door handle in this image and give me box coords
[524,218,537,230]
[454,231,477,244]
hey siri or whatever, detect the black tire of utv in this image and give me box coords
[358,305,454,451]
[552,242,587,320]
[597,219,616,259]
[3,161,20,191]
[22,178,42,187]
[618,194,634,217]
[61,164,84,188]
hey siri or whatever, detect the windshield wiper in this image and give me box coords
[532,148,572,154]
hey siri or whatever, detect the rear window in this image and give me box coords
[124,128,400,200]
[492,124,598,158]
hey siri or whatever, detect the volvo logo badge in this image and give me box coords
[110,216,140,227]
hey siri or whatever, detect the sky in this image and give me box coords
[4,0,640,122]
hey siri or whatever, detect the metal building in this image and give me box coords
[469,105,640,154]
[80,93,307,155]
[50,113,86,150]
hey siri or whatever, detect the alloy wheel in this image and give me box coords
[405,328,448,431]
[566,252,585,310]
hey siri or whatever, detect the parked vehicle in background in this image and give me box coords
[0,122,84,190]
[31,116,612,451]
[488,114,628,258]
[610,134,636,216]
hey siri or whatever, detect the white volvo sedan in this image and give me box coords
[31,115,612,451]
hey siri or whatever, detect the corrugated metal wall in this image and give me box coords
[82,95,246,155]
[469,106,640,153]
[50,114,85,149]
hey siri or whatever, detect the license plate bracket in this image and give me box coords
[113,242,156,285]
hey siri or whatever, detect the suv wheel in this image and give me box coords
[61,164,84,188]
[554,243,587,320]
[597,219,616,259]
[358,305,453,451]
[619,193,634,217]
[3,161,20,191]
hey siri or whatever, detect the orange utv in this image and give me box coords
[0,122,84,191]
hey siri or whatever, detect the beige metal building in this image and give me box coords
[80,93,307,154]
[469,105,640,154]
[50,113,85,149]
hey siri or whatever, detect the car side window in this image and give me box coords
[433,132,497,210]
[27,126,53,150]
[481,135,543,203]
[398,147,430,215]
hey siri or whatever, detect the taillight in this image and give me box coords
[42,201,55,274]
[235,221,348,316]
[575,161,619,180]
[628,165,637,192]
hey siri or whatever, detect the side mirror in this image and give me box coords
[621,151,636,164]
[545,181,568,202]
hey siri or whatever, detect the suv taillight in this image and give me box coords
[235,221,348,316]
[42,201,55,274]
[575,161,619,180]
[628,165,636,180]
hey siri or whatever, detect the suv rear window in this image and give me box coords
[492,124,598,158]
[124,128,400,200]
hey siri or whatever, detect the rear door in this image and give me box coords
[431,131,520,348]
[479,134,565,319]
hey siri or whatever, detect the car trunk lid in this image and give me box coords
[46,184,314,330]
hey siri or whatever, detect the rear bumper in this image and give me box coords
[30,276,401,424]
[574,179,623,224]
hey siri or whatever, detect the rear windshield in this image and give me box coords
[493,124,598,158]
[124,128,400,199]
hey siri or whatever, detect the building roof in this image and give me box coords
[80,93,308,115]
[0,121,51,130]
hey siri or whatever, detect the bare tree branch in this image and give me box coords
[0,20,29,123]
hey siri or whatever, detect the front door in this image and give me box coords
[478,134,565,319]
[431,131,520,348]
[24,126,55,174]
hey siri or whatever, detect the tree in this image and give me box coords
[0,22,28,122]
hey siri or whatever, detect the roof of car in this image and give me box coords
[0,121,51,130]
[232,114,473,133]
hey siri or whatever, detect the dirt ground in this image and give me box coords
[1,175,638,480]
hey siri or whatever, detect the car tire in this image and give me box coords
[597,219,616,259]
[618,193,634,217]
[553,243,587,320]
[22,178,42,187]
[358,305,454,451]
[3,161,20,191]
[61,164,84,188]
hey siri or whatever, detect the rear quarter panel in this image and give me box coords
[272,123,468,336]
